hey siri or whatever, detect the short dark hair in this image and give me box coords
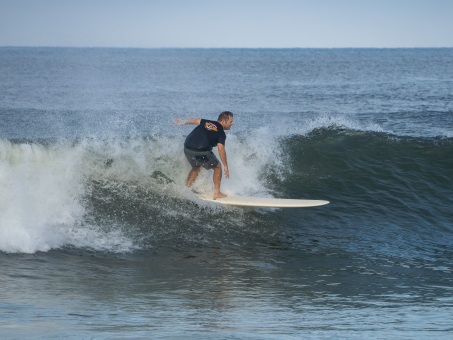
[218,111,233,121]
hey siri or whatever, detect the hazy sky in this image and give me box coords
[1,0,452,48]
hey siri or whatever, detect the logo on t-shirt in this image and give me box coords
[204,122,218,132]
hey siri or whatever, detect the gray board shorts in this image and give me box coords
[184,147,219,170]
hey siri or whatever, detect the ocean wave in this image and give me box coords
[1,128,452,254]
[0,131,285,253]
[279,112,453,138]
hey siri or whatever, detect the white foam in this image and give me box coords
[0,139,137,253]
[0,127,308,253]
[0,140,85,253]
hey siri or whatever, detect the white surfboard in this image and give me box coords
[199,194,329,208]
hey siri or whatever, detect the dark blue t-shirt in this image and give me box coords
[184,119,226,151]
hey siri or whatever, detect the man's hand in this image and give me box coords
[224,165,230,179]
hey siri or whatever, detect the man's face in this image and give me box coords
[222,116,234,130]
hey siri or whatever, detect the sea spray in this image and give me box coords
[0,130,287,253]
[0,139,136,253]
[0,140,86,252]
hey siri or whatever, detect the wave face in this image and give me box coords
[1,127,452,256]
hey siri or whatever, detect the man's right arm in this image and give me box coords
[174,118,201,126]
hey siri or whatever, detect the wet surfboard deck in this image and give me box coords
[198,194,329,208]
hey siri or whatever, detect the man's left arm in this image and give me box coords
[217,143,229,179]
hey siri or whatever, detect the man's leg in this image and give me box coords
[213,163,227,199]
[186,167,201,187]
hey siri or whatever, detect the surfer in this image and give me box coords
[174,111,234,199]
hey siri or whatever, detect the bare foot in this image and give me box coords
[213,192,227,199]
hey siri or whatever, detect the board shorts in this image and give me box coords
[184,147,219,170]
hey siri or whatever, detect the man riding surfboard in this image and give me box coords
[174,111,234,199]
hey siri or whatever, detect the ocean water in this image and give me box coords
[1,47,452,339]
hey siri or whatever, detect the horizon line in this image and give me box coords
[1,45,453,50]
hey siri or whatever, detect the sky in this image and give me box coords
[1,0,452,48]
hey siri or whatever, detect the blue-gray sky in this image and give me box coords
[1,0,452,48]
